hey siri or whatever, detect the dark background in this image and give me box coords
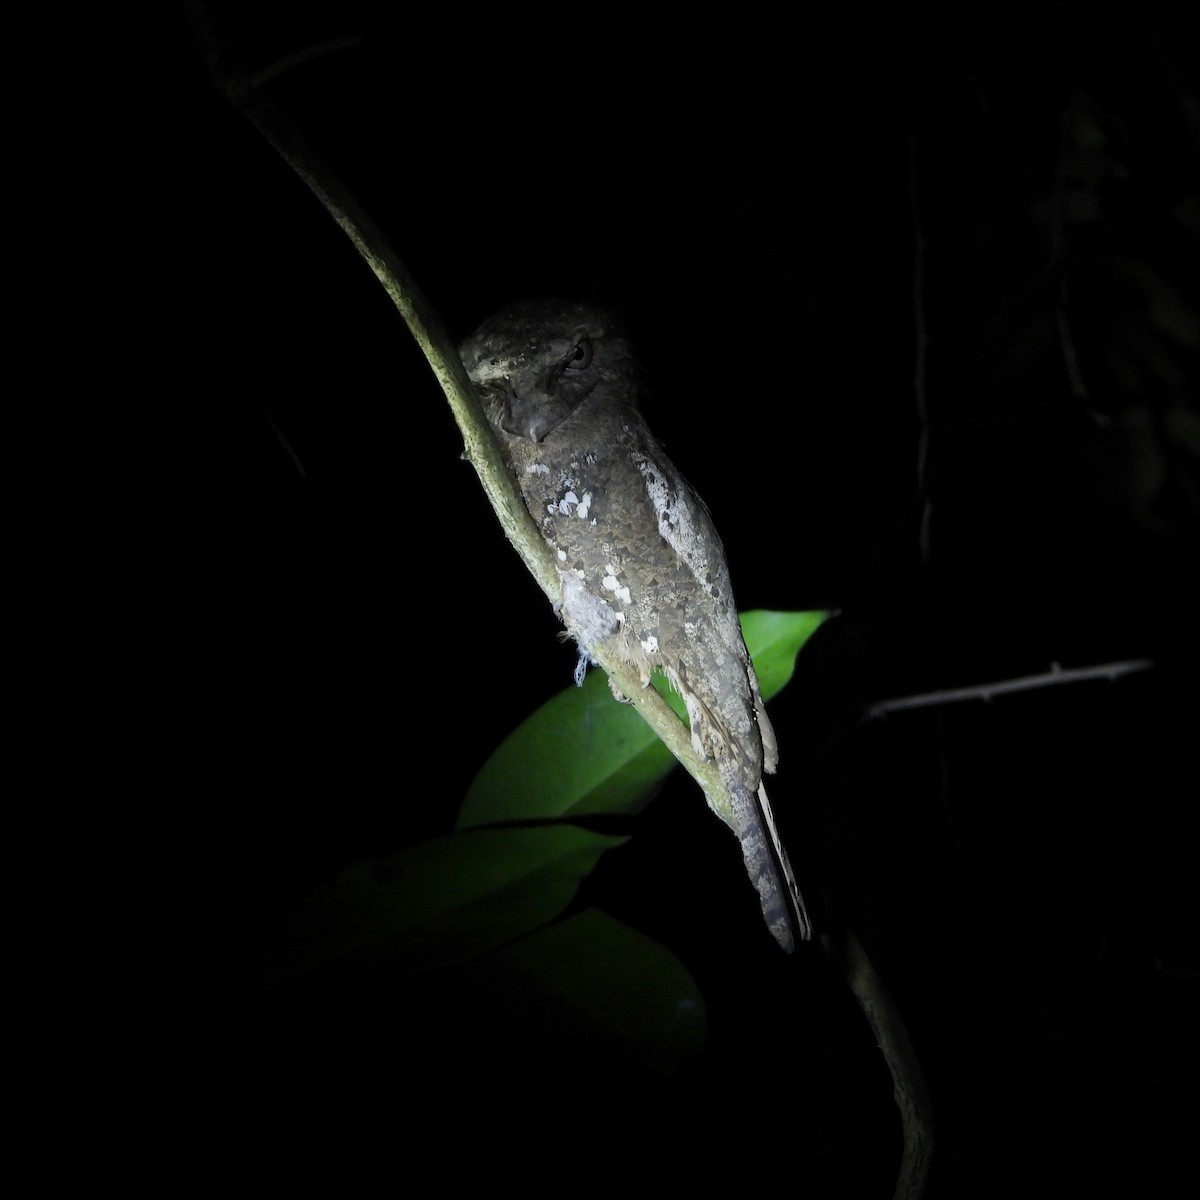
[62,2,1195,1194]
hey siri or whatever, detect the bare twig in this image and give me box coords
[866,658,1154,720]
[244,34,362,93]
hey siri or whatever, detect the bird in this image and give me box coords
[460,298,810,951]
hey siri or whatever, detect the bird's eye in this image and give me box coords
[564,338,593,370]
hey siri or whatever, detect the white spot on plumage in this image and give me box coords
[601,573,632,606]
[557,489,583,516]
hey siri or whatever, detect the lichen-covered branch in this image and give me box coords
[184,1,720,815]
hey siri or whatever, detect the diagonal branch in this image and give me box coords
[183,2,725,817]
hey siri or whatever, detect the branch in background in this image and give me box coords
[1052,95,1109,427]
[907,93,932,566]
[845,661,1155,1200]
[866,658,1154,721]
[842,929,935,1200]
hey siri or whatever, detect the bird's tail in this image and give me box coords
[728,779,812,952]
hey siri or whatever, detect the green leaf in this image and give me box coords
[741,608,833,699]
[262,825,626,987]
[457,609,833,829]
[456,667,678,829]
[465,908,706,1076]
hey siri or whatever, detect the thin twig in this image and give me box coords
[866,658,1153,720]
[245,35,362,92]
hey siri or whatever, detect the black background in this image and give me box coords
[59,2,1195,1194]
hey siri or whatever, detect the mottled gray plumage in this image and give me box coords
[461,299,810,950]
